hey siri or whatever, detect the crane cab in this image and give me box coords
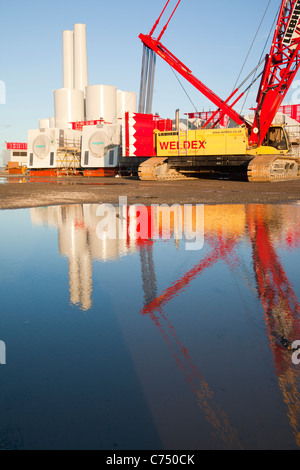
[248,125,291,156]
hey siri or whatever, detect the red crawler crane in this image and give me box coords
[136,1,300,181]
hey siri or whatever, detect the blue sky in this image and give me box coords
[0,0,291,153]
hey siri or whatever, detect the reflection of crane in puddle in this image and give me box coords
[136,207,243,449]
[137,205,300,449]
[31,203,300,446]
[247,205,300,447]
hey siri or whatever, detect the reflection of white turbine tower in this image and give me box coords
[58,205,93,311]
[82,204,130,261]
[30,204,137,311]
[31,205,93,311]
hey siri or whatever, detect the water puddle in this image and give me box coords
[3,176,121,186]
[0,203,300,450]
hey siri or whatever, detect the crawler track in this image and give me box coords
[247,155,300,182]
[138,157,190,181]
[138,155,300,183]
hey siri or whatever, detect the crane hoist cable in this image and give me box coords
[169,0,274,124]
[169,65,198,113]
[232,0,272,94]
[239,2,282,115]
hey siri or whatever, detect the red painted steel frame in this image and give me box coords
[140,0,247,128]
[249,1,300,147]
[141,0,300,149]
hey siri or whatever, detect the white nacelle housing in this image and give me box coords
[28,128,82,170]
[81,124,121,169]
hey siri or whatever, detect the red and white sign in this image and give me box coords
[6,142,28,150]
[122,112,173,157]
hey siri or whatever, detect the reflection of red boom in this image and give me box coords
[247,205,300,374]
[139,232,242,449]
[247,205,300,446]
[141,235,238,316]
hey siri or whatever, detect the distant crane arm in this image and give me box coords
[139,33,247,127]
[139,0,247,127]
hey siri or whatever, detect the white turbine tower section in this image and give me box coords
[49,117,55,128]
[39,119,50,130]
[54,88,84,129]
[85,84,117,123]
[63,30,74,89]
[74,24,88,94]
[117,90,137,119]
[54,24,87,128]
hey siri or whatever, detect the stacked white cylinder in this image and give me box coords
[117,91,137,119]
[49,117,55,128]
[54,88,84,129]
[85,84,117,123]
[39,119,50,130]
[74,24,88,94]
[63,30,74,89]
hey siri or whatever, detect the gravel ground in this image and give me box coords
[0,172,300,209]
